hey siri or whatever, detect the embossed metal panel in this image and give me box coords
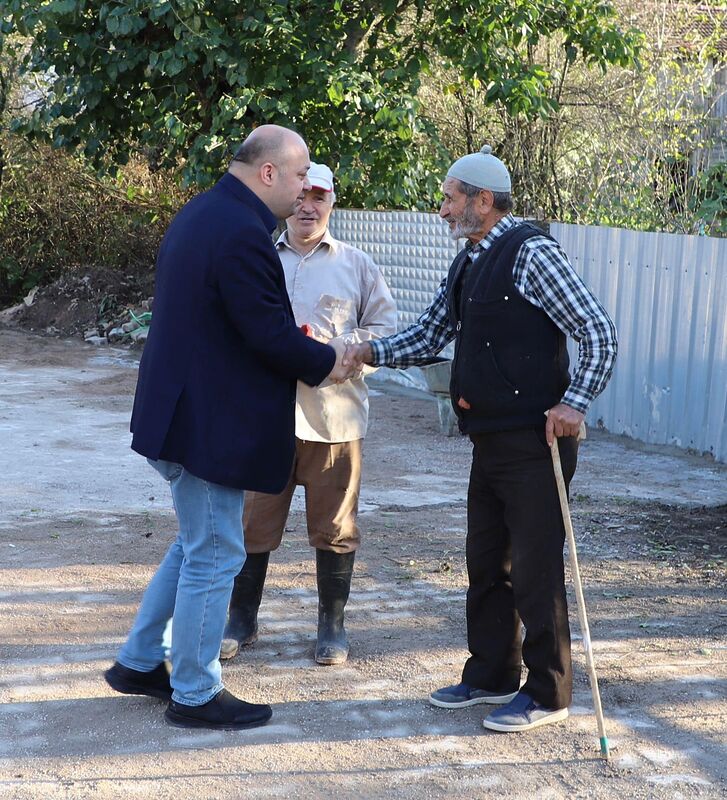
[330,210,458,328]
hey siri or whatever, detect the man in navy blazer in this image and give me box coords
[105,125,353,730]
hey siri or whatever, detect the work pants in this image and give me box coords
[461,427,578,710]
[243,438,362,554]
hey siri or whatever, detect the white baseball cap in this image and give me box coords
[446,145,511,193]
[307,162,334,192]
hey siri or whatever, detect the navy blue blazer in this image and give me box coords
[130,173,335,492]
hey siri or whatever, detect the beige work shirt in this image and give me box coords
[276,229,397,443]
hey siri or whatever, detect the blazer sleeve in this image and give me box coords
[215,230,335,386]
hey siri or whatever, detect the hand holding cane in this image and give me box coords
[550,420,610,759]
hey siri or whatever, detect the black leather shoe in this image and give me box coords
[165,688,272,730]
[104,661,172,700]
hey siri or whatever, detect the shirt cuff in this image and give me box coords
[560,388,590,415]
[369,337,391,367]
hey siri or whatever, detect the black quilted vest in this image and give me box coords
[447,223,571,434]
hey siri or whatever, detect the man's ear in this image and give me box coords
[259,162,276,187]
[479,189,495,213]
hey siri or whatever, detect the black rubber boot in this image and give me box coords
[220,552,270,660]
[315,549,355,665]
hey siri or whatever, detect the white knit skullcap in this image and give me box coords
[446,145,511,193]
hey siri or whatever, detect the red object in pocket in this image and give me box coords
[300,324,312,337]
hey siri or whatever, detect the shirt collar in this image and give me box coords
[275,227,338,256]
[474,213,517,253]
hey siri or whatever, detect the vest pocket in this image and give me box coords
[456,339,521,414]
[484,342,520,395]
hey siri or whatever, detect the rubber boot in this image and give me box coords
[220,552,270,660]
[315,549,355,665]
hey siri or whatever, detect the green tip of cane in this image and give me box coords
[600,737,610,758]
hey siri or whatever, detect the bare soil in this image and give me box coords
[0,265,154,338]
[0,329,725,799]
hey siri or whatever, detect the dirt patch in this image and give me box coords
[0,330,725,799]
[0,265,154,339]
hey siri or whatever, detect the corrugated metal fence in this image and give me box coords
[330,211,727,463]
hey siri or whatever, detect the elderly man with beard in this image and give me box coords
[343,146,617,733]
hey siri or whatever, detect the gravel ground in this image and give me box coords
[0,328,725,800]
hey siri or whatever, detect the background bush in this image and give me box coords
[0,134,187,306]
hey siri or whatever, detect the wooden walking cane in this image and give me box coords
[550,421,610,759]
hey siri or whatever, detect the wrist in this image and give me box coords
[363,342,374,363]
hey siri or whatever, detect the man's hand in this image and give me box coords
[327,338,358,383]
[342,341,373,370]
[545,403,585,446]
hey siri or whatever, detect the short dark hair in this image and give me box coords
[457,180,481,198]
[457,179,513,212]
[491,191,514,212]
[232,128,287,166]
[232,138,270,165]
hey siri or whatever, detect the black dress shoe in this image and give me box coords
[165,688,272,730]
[104,661,172,701]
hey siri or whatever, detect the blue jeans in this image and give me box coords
[117,459,246,705]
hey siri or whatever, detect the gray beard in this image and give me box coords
[447,200,480,241]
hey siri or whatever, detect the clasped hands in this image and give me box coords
[327,340,373,384]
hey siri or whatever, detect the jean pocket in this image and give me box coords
[148,458,183,482]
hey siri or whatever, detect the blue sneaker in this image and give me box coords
[482,692,568,731]
[429,682,519,708]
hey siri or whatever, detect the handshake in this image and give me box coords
[298,324,373,385]
[327,340,373,384]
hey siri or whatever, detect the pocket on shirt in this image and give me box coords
[315,295,356,338]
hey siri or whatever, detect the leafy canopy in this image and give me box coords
[1,0,639,208]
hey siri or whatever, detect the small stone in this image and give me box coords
[0,303,25,322]
[107,327,126,342]
[130,327,149,346]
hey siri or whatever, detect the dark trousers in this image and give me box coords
[461,427,578,710]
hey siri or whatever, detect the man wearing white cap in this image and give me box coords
[221,162,397,665]
[344,146,617,732]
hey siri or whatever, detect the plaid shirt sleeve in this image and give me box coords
[515,236,618,414]
[369,276,456,367]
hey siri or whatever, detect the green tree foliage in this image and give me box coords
[0,29,185,304]
[694,162,727,235]
[566,1,727,235]
[0,0,639,208]
[421,1,726,235]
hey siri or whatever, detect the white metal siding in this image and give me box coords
[330,210,727,462]
[330,210,458,328]
[552,222,727,462]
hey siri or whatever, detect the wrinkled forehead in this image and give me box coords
[304,187,333,201]
[441,176,463,198]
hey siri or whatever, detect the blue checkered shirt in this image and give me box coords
[369,214,617,414]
